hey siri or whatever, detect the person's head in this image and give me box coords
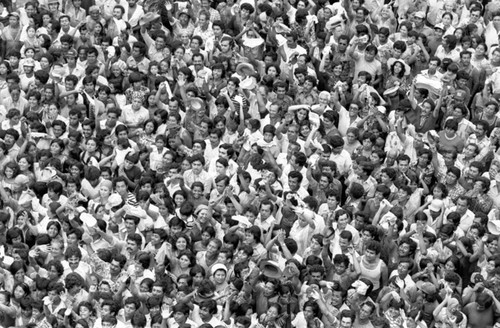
[364,45,378,62]
[339,310,356,328]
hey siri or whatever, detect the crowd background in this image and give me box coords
[1,0,500,327]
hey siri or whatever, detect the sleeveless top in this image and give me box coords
[359,256,383,291]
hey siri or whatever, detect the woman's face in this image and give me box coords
[442,14,452,26]
[174,47,184,59]
[266,306,279,320]
[26,48,35,58]
[433,186,444,199]
[18,158,30,171]
[159,61,169,74]
[145,122,155,134]
[86,140,97,152]
[43,14,51,25]
[311,237,321,251]
[179,255,191,268]
[454,29,463,39]
[214,270,226,283]
[394,62,403,74]
[267,66,277,77]
[99,185,111,197]
[176,237,187,250]
[139,282,150,293]
[370,153,381,164]
[297,109,308,121]
[300,124,311,137]
[444,260,455,272]
[485,104,497,117]
[0,64,8,75]
[207,240,219,255]
[50,142,62,155]
[48,225,59,238]
[174,194,185,206]
[174,311,187,324]
[333,64,342,76]
[198,209,209,224]
[381,7,391,17]
[14,268,25,282]
[227,81,236,93]
[79,306,91,319]
[4,164,13,177]
[14,286,26,299]
[488,240,499,254]
[40,57,50,69]
[400,26,408,35]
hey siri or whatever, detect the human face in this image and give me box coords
[442,14,452,27]
[207,240,219,256]
[18,157,30,172]
[444,260,456,272]
[398,160,409,173]
[68,255,80,270]
[214,270,226,284]
[398,243,410,257]
[199,306,213,321]
[359,305,372,320]
[174,311,187,324]
[445,172,458,185]
[393,62,403,74]
[364,50,376,62]
[175,237,187,250]
[456,199,468,214]
[300,124,311,138]
[340,317,353,328]
[428,60,439,74]
[288,177,300,191]
[191,160,203,174]
[337,214,349,230]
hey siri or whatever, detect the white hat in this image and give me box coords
[126,207,148,220]
[106,193,123,210]
[232,215,252,228]
[211,263,228,275]
[488,220,500,235]
[428,199,444,212]
[325,16,343,31]
[260,260,282,279]
[414,11,426,19]
[240,77,257,90]
[80,212,97,228]
[387,58,412,76]
[243,37,264,48]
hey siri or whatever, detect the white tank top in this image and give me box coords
[359,256,383,290]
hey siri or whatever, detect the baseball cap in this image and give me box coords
[414,11,426,19]
[434,23,445,30]
[428,199,444,212]
[23,58,35,67]
[66,49,77,58]
[417,281,437,294]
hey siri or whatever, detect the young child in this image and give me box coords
[149,135,168,174]
[147,61,160,91]
[20,27,40,56]
[257,124,280,158]
[240,118,263,159]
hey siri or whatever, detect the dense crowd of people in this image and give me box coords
[1,0,500,327]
